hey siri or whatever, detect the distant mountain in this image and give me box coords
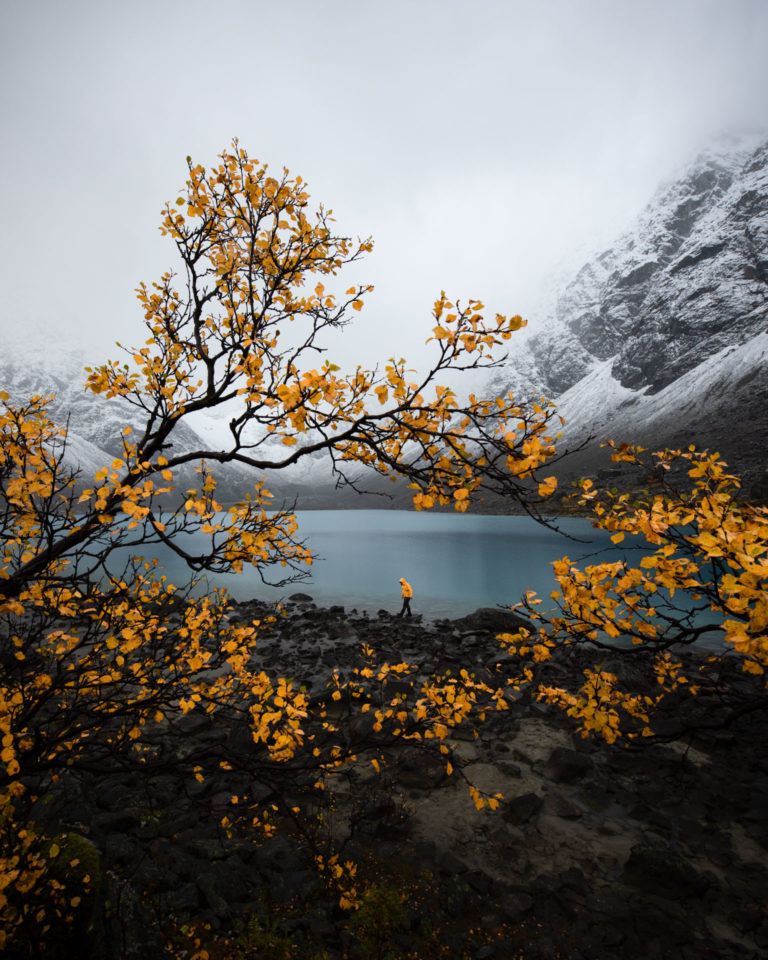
[0,342,347,507]
[488,134,768,497]
[4,136,767,508]
[0,344,206,477]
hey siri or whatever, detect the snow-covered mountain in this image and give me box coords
[4,135,767,507]
[0,340,342,506]
[0,342,205,472]
[490,134,768,496]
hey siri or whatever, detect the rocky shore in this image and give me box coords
[40,597,768,959]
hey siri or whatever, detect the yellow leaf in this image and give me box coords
[538,476,558,497]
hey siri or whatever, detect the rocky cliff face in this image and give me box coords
[490,135,768,492]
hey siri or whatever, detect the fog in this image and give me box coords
[1,0,767,372]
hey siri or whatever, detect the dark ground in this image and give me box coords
[19,598,768,959]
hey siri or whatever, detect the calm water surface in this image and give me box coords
[143,510,618,621]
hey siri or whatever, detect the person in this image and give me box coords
[398,577,413,617]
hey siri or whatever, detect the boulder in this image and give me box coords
[502,792,544,825]
[545,746,593,783]
[499,890,534,922]
[454,607,532,634]
[395,748,448,790]
[623,842,709,899]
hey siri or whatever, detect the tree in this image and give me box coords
[501,442,768,744]
[0,142,565,952]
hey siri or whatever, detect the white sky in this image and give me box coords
[2,0,767,374]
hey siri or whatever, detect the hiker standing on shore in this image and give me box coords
[398,577,413,617]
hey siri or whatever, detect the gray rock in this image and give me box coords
[166,881,201,914]
[466,870,493,894]
[183,837,229,861]
[546,746,593,783]
[197,873,229,918]
[395,748,448,790]
[268,868,319,905]
[623,842,709,898]
[499,891,534,921]
[544,792,584,819]
[454,607,532,634]
[489,136,768,489]
[502,792,544,825]
[475,946,496,960]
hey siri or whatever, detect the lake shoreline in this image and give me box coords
[183,509,615,620]
[47,595,766,958]
[225,594,767,958]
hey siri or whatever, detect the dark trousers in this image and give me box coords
[399,597,412,617]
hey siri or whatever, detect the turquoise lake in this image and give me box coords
[142,510,619,621]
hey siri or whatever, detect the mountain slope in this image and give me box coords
[491,135,768,494]
[0,343,343,505]
[4,136,767,507]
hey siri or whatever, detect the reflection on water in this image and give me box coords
[122,510,618,621]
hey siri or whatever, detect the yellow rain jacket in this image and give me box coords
[399,578,413,599]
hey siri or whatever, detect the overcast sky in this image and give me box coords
[2,0,767,374]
